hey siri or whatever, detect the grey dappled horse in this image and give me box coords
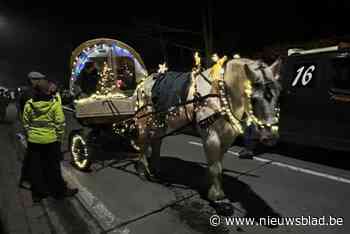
[134,57,281,213]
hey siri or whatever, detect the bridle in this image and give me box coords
[204,58,279,135]
[243,65,280,132]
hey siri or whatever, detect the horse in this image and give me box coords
[133,57,281,213]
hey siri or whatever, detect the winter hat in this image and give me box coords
[27,71,46,80]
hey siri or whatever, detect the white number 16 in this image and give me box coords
[292,65,315,86]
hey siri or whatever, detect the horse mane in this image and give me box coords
[220,58,256,119]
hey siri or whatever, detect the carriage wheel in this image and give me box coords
[69,131,92,171]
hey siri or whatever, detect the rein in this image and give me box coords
[111,91,220,138]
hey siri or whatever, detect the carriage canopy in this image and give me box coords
[69,38,148,96]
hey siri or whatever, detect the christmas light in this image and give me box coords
[71,135,89,169]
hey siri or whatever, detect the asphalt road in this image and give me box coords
[3,104,350,234]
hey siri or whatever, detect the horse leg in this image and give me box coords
[135,127,152,179]
[203,132,225,201]
[203,131,234,216]
[136,144,152,179]
[149,139,162,177]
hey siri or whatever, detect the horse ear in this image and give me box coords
[270,58,282,80]
[244,64,257,82]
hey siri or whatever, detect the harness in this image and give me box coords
[111,58,278,140]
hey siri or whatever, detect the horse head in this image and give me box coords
[243,59,282,146]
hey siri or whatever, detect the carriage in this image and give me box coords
[68,38,148,170]
[67,40,282,212]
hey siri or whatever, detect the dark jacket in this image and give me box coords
[75,69,99,96]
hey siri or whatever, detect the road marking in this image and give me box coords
[62,105,75,113]
[188,141,350,185]
[13,131,130,232]
[188,141,204,147]
[62,167,131,234]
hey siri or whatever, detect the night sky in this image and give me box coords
[1,0,350,87]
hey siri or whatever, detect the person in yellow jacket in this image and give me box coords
[22,71,78,202]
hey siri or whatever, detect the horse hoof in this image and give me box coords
[146,169,163,182]
[211,199,234,216]
[136,167,158,182]
[137,172,148,181]
[146,173,159,182]
[135,163,148,178]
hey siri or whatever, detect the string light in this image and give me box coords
[96,62,115,95]
[209,55,244,134]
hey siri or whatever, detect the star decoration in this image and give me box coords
[158,63,168,74]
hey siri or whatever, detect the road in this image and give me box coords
[3,104,350,233]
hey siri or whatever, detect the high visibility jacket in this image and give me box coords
[22,93,65,144]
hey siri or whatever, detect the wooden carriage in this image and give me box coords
[70,38,148,125]
[68,38,148,170]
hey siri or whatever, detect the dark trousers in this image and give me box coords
[0,107,5,121]
[243,125,259,153]
[243,124,267,154]
[20,151,30,184]
[27,141,66,197]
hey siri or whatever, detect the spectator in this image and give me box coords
[22,71,78,202]
[0,88,10,122]
[74,61,99,97]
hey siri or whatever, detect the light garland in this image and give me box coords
[97,62,115,95]
[217,79,244,134]
[210,55,244,134]
[74,92,127,104]
[71,135,89,169]
[74,62,128,104]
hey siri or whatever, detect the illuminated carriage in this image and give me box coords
[68,38,148,170]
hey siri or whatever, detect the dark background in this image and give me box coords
[1,0,350,87]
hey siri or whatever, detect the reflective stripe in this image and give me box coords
[28,127,54,132]
[30,120,52,128]
[54,122,66,130]
[30,120,66,128]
